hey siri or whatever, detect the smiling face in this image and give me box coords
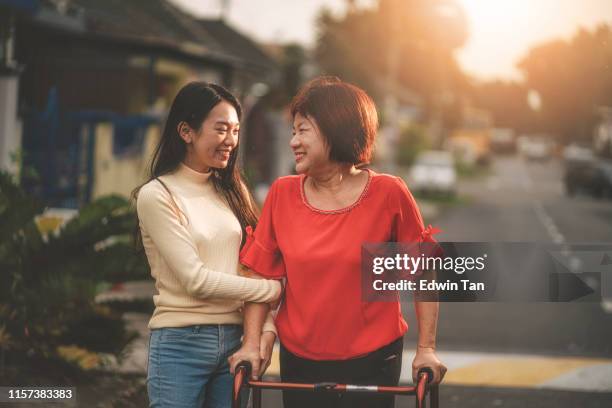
[179,101,240,172]
[290,113,331,175]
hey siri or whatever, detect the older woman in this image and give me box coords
[230,77,446,408]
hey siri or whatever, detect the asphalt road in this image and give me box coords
[403,154,612,358]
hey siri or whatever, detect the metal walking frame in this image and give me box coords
[232,361,439,408]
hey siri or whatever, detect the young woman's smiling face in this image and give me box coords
[180,101,240,172]
[290,113,330,175]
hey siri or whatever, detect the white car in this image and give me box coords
[520,137,553,161]
[408,150,457,196]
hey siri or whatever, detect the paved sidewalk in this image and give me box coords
[96,281,154,374]
[259,348,612,392]
[117,312,150,374]
[109,310,612,393]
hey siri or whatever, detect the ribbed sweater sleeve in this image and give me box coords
[137,181,280,302]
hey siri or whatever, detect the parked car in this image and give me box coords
[408,150,457,197]
[563,143,594,163]
[520,136,554,161]
[592,161,612,198]
[564,157,612,198]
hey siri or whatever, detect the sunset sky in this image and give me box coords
[171,0,612,80]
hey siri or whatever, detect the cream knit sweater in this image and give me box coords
[137,163,279,331]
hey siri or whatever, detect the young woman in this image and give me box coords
[134,82,281,408]
[230,77,447,408]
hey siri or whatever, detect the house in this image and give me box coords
[197,18,279,97]
[0,0,279,207]
[0,0,36,176]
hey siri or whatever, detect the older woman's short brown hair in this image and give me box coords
[290,76,378,165]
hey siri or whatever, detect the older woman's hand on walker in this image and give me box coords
[229,338,261,379]
[228,329,276,379]
[412,345,447,384]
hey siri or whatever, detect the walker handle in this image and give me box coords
[235,360,253,379]
[417,367,435,384]
[232,361,252,408]
[416,367,436,408]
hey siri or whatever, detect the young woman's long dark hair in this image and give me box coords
[133,82,258,248]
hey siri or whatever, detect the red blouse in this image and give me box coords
[240,169,437,360]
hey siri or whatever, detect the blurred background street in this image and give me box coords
[417,154,612,357]
[401,153,612,407]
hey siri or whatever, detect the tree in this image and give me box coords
[518,24,612,143]
[469,80,539,133]
[315,0,470,125]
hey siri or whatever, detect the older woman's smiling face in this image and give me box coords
[290,113,330,175]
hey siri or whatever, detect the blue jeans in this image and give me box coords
[147,324,247,408]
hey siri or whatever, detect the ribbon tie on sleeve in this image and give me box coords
[420,224,443,257]
[421,224,442,242]
[242,225,256,252]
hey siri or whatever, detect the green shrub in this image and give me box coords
[0,171,146,372]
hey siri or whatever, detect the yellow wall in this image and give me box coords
[91,123,160,199]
